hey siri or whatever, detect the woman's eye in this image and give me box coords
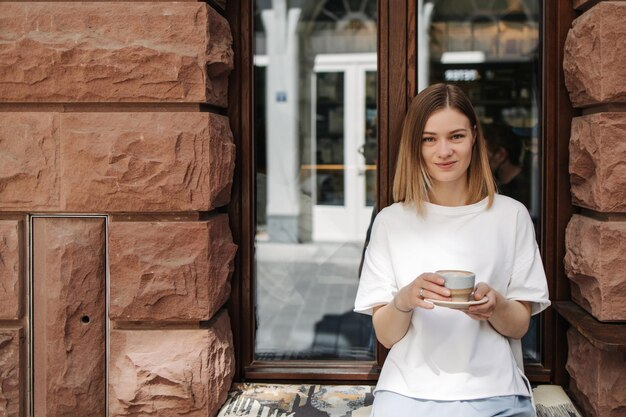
[422,137,435,143]
[451,134,465,140]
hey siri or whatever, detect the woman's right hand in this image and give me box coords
[394,273,452,311]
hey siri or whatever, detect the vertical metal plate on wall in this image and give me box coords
[30,215,108,417]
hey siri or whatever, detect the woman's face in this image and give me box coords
[420,107,475,188]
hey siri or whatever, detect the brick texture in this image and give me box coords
[565,215,626,321]
[109,216,237,321]
[0,113,60,211]
[567,328,626,417]
[60,112,235,212]
[570,113,626,212]
[109,310,235,417]
[564,2,626,107]
[0,221,21,320]
[0,3,233,106]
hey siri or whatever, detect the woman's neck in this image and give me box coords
[428,180,469,207]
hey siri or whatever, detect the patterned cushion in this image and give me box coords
[218,383,582,417]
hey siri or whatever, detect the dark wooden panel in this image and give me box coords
[377,0,390,210]
[541,0,578,386]
[245,361,382,382]
[226,0,255,382]
[385,0,408,201]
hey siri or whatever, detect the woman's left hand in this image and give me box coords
[464,282,533,339]
[465,282,499,321]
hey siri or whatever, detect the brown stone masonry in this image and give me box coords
[569,113,626,212]
[109,311,235,417]
[0,328,23,417]
[33,218,106,417]
[0,112,235,213]
[564,2,626,107]
[564,215,626,321]
[109,216,237,321]
[0,3,233,106]
[0,221,22,320]
[0,113,60,211]
[564,2,626,417]
[60,112,235,212]
[566,328,626,417]
[0,1,237,415]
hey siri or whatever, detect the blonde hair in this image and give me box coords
[392,83,496,212]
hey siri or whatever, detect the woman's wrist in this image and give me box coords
[392,295,413,313]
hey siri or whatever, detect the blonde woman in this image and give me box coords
[354,83,549,416]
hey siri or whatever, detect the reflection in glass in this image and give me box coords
[418,0,542,363]
[364,71,377,207]
[254,0,377,361]
[315,72,345,206]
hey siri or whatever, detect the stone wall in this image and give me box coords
[0,1,236,416]
[563,1,626,416]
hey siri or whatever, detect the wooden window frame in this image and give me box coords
[226,0,575,384]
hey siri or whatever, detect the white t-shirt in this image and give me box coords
[354,195,550,401]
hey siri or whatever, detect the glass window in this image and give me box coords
[418,0,542,363]
[254,0,377,361]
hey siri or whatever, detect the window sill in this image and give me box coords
[553,301,626,352]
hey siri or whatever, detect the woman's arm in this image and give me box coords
[372,273,451,348]
[466,283,532,339]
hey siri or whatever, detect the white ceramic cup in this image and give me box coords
[436,270,476,302]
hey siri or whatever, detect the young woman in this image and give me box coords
[354,83,550,416]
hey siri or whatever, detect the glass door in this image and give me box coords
[311,55,377,243]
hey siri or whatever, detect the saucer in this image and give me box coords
[424,297,489,310]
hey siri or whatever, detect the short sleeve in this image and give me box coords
[354,215,397,316]
[506,208,551,315]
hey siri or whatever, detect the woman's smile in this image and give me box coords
[434,161,457,169]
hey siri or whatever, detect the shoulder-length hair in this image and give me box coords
[392,83,496,212]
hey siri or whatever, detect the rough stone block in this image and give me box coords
[572,0,626,10]
[0,113,60,211]
[0,328,22,417]
[566,328,626,417]
[0,3,233,106]
[0,221,22,320]
[109,311,235,417]
[60,112,235,212]
[109,215,237,321]
[564,2,626,107]
[569,113,626,212]
[566,216,626,321]
[33,218,106,417]
[565,215,626,321]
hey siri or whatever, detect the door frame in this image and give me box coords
[226,0,575,384]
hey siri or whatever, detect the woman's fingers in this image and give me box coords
[419,286,451,301]
[466,283,496,320]
[419,273,451,300]
[399,273,451,310]
[472,282,491,301]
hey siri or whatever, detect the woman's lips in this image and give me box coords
[435,161,456,169]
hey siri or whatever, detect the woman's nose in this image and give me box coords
[437,140,453,158]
